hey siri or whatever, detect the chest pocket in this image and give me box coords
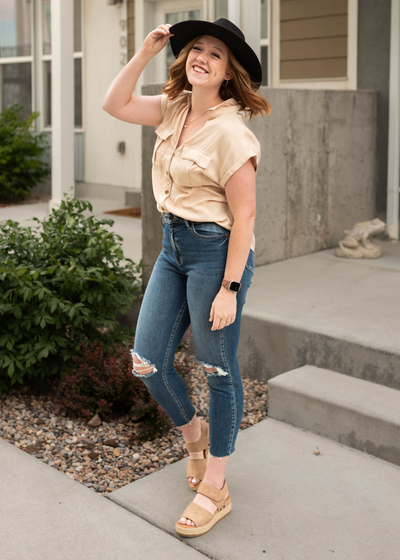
[174,145,212,187]
[152,123,173,169]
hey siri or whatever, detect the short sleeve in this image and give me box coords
[162,91,190,125]
[219,128,261,188]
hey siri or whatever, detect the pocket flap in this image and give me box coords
[181,146,212,169]
[154,122,173,140]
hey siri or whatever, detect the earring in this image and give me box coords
[223,79,229,87]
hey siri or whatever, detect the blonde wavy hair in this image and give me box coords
[161,35,271,119]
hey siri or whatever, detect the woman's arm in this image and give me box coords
[223,157,256,282]
[102,23,173,126]
[209,158,256,331]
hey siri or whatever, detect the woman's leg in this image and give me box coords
[131,250,196,426]
[178,248,255,525]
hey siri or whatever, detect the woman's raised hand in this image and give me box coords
[140,24,174,59]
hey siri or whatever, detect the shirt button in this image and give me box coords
[165,190,170,194]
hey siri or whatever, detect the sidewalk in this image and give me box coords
[1,416,400,560]
[0,437,205,560]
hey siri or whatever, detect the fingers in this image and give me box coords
[155,23,174,36]
[211,316,235,331]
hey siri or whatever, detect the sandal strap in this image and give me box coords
[180,501,213,527]
[196,479,229,509]
[185,420,210,453]
[187,457,207,479]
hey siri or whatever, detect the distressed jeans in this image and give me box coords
[131,212,254,458]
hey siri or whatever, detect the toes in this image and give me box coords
[178,517,195,526]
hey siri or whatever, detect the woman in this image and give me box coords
[102,17,271,537]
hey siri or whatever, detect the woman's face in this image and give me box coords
[185,35,232,92]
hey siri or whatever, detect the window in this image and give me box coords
[41,0,83,129]
[260,0,269,86]
[0,0,33,121]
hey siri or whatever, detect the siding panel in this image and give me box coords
[281,15,348,41]
[128,0,135,58]
[281,36,347,61]
[281,0,347,21]
[281,58,347,80]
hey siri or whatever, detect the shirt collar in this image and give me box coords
[184,91,241,120]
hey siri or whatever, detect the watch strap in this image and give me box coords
[222,279,241,292]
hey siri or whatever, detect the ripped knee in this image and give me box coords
[131,351,158,378]
[198,359,229,377]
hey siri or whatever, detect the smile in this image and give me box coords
[193,65,208,74]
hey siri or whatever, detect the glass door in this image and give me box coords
[153,1,203,82]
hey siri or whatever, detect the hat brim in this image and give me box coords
[168,20,262,85]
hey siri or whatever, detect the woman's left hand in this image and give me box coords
[209,288,237,330]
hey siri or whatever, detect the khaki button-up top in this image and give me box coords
[152,91,261,252]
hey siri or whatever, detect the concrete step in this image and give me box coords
[268,364,400,467]
[238,241,400,391]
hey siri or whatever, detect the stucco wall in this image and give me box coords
[141,85,378,287]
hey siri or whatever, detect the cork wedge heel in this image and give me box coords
[175,479,231,538]
[185,419,210,491]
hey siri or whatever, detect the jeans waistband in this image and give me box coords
[160,212,184,225]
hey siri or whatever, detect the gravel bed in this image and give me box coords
[0,352,268,497]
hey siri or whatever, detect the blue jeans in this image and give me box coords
[131,212,255,458]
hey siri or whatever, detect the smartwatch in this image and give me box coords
[221,278,241,292]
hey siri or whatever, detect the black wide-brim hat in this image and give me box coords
[168,18,262,86]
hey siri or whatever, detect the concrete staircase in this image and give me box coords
[268,364,400,467]
[238,240,400,467]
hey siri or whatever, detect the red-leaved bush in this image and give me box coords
[53,340,179,441]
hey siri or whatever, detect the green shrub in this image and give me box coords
[0,103,51,202]
[0,191,143,393]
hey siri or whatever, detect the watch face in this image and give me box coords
[230,281,241,292]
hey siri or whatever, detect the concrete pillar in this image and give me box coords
[49,0,75,210]
[387,0,400,240]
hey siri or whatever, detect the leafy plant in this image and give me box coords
[53,340,181,441]
[0,103,51,202]
[0,190,143,393]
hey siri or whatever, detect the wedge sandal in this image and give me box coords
[185,419,210,491]
[175,479,231,538]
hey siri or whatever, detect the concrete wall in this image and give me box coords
[357,0,392,215]
[141,84,378,287]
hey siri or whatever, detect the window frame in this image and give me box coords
[260,0,271,86]
[0,0,35,127]
[39,0,85,132]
